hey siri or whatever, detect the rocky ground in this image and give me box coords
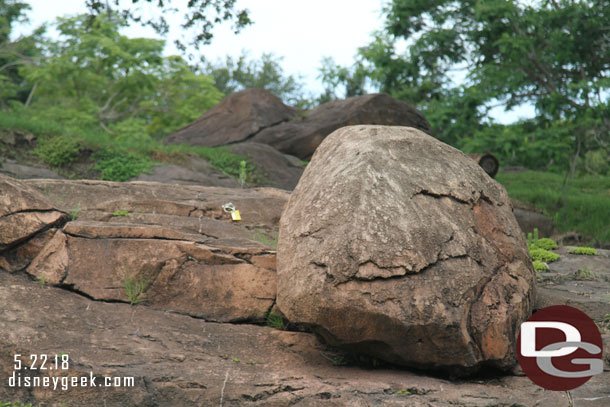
[1,174,609,406]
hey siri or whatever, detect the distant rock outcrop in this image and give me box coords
[277,125,536,375]
[228,142,304,190]
[165,90,430,160]
[164,88,297,147]
[252,93,430,159]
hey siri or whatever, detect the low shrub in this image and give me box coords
[569,247,598,255]
[93,150,155,182]
[529,247,560,263]
[34,135,82,167]
[532,260,548,272]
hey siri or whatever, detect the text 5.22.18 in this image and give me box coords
[13,354,69,371]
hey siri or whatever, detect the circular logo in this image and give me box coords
[517,305,603,391]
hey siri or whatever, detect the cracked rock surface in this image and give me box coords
[0,271,576,407]
[1,175,287,322]
[277,125,537,374]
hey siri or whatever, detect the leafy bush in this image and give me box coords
[33,135,82,167]
[93,150,155,182]
[569,247,598,256]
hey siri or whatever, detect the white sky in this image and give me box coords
[15,0,534,123]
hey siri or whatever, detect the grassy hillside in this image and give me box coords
[497,171,610,247]
[0,111,255,183]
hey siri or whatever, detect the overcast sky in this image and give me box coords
[16,0,534,123]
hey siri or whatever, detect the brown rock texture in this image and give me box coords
[277,125,536,374]
[164,88,297,147]
[2,177,288,322]
[252,93,430,159]
[228,142,304,190]
[0,271,577,407]
[0,174,67,254]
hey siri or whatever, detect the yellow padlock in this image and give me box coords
[231,210,241,221]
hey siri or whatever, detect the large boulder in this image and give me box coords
[277,125,536,374]
[164,88,297,147]
[252,93,430,159]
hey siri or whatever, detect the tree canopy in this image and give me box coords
[322,0,609,174]
[84,0,251,50]
[17,13,222,140]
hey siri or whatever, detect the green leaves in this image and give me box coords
[320,0,609,175]
[14,13,221,140]
[202,52,311,108]
[84,0,251,50]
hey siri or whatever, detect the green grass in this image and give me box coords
[497,171,610,246]
[111,210,130,217]
[165,144,257,183]
[123,274,149,305]
[265,313,286,330]
[249,228,279,248]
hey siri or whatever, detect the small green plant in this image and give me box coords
[525,229,560,270]
[600,314,610,331]
[112,210,130,217]
[569,247,598,256]
[532,260,548,272]
[266,313,286,330]
[70,203,81,220]
[0,403,34,407]
[232,358,240,363]
[525,229,558,250]
[123,274,149,305]
[33,135,82,168]
[239,160,247,187]
[93,149,155,182]
[249,228,279,248]
[396,389,412,396]
[529,247,560,263]
[574,268,596,281]
[38,274,46,285]
[535,238,558,250]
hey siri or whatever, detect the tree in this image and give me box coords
[84,0,251,51]
[0,0,44,107]
[323,0,609,173]
[202,51,314,108]
[317,56,367,104]
[18,13,222,138]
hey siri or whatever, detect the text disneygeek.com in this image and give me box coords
[8,354,135,390]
